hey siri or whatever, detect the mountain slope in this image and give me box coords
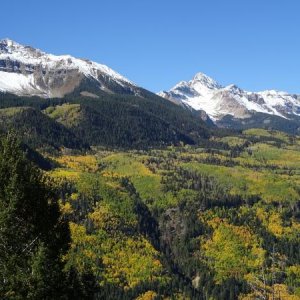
[0,38,138,98]
[0,84,212,148]
[0,106,88,150]
[44,102,198,148]
[0,39,213,149]
[0,91,211,150]
[158,72,300,121]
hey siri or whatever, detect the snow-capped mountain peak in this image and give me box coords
[191,72,222,90]
[0,39,136,98]
[0,38,23,51]
[158,72,300,120]
[158,73,223,113]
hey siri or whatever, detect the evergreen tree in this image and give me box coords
[0,133,70,299]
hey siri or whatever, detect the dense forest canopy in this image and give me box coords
[0,92,211,151]
[1,126,299,299]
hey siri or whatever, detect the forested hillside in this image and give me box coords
[0,106,88,151]
[1,92,300,299]
[0,91,211,151]
[2,129,298,299]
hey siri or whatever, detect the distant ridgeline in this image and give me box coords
[158,72,300,135]
[1,39,299,154]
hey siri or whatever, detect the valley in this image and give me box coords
[44,129,300,299]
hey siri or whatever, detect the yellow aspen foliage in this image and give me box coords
[54,155,98,172]
[203,221,265,283]
[100,236,167,289]
[256,208,300,238]
[59,200,73,215]
[49,169,79,180]
[89,203,121,231]
[64,222,98,274]
[240,284,300,300]
[135,290,158,300]
[68,222,96,246]
[287,265,300,278]
[267,212,284,237]
[287,265,300,289]
[207,216,226,229]
[270,285,300,300]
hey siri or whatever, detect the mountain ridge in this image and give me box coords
[0,39,213,150]
[0,38,138,98]
[158,72,300,121]
[1,39,300,138]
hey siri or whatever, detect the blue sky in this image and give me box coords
[2,0,300,93]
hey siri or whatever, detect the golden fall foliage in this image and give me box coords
[203,220,265,283]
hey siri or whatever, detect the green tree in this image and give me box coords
[0,133,70,299]
[203,221,265,283]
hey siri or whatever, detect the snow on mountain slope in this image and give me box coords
[0,71,38,94]
[158,73,221,110]
[0,39,136,97]
[158,73,300,120]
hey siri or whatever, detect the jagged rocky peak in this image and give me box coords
[0,38,20,51]
[158,72,300,121]
[191,72,222,90]
[0,39,42,59]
